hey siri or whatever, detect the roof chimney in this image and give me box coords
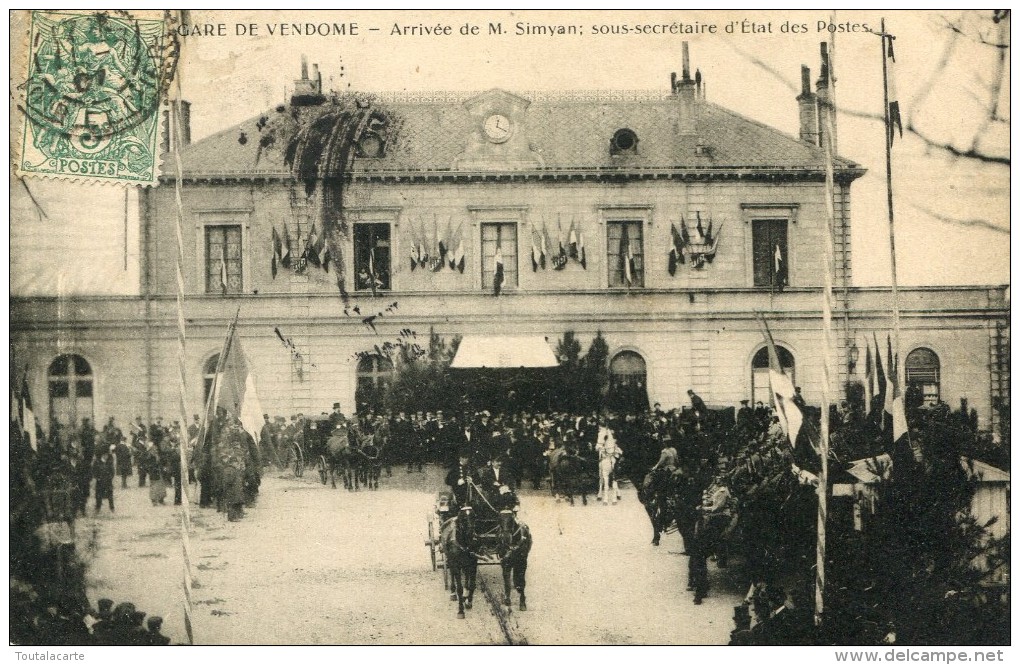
[797,65,819,145]
[815,43,831,148]
[292,55,325,106]
[675,41,698,136]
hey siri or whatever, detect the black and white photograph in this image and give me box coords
[9,9,1010,651]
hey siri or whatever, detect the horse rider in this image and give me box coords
[595,418,623,464]
[650,435,678,473]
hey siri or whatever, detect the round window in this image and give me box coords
[612,128,638,152]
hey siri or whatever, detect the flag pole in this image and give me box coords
[814,39,840,627]
[170,18,196,642]
[880,18,902,365]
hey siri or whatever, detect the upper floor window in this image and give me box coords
[752,219,789,289]
[354,223,391,292]
[481,223,517,292]
[205,225,243,294]
[608,221,644,287]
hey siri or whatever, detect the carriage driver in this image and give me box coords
[445,448,474,508]
[480,455,520,512]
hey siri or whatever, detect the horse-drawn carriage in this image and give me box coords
[424,481,531,618]
[300,416,385,490]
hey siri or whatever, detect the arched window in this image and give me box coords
[203,354,220,406]
[751,345,795,406]
[609,350,648,413]
[355,355,394,414]
[905,347,940,406]
[48,354,94,429]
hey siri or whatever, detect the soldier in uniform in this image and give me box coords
[220,418,248,521]
[114,435,133,488]
[131,417,149,487]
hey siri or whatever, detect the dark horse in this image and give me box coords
[440,506,479,619]
[639,467,683,546]
[547,447,592,506]
[355,436,382,490]
[497,509,532,612]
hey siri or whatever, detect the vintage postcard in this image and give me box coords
[9,9,1009,650]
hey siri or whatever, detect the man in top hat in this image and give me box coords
[145,616,171,645]
[480,454,516,497]
[445,449,475,508]
[737,399,754,429]
[328,402,345,430]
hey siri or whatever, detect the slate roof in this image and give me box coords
[169,89,863,179]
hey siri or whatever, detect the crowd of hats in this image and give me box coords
[12,591,171,646]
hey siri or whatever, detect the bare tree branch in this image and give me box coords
[912,204,1009,235]
[17,176,48,220]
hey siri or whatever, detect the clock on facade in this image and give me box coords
[482,114,513,143]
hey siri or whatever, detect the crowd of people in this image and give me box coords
[10,585,171,646]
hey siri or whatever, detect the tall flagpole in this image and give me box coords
[880,18,902,364]
[816,42,838,627]
[172,11,196,644]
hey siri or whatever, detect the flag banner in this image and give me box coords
[305,224,321,268]
[620,223,634,286]
[271,227,282,279]
[493,245,505,296]
[864,338,874,414]
[531,230,540,272]
[773,243,786,289]
[873,332,887,429]
[704,222,722,264]
[553,219,568,270]
[215,324,265,442]
[418,221,429,268]
[20,373,37,450]
[890,349,908,444]
[219,243,228,294]
[886,35,903,145]
[695,211,705,240]
[281,223,292,269]
[369,246,379,296]
[568,220,578,259]
[884,334,896,418]
[759,315,803,449]
[540,225,548,269]
[578,231,586,269]
[409,222,419,271]
[669,222,682,275]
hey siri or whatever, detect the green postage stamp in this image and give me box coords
[16,11,172,185]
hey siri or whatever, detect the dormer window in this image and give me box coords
[611,128,638,155]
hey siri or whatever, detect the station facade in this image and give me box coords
[11,48,1009,433]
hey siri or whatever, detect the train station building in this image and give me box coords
[11,46,1009,434]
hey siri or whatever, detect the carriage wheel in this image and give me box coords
[293,446,305,477]
[317,456,328,485]
[427,518,438,571]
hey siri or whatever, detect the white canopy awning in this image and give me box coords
[450,335,559,369]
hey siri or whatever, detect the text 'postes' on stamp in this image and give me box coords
[17,11,176,186]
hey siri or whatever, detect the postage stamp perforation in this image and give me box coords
[13,9,180,187]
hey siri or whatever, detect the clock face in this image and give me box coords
[483,114,513,143]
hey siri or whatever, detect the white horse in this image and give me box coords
[595,426,622,504]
